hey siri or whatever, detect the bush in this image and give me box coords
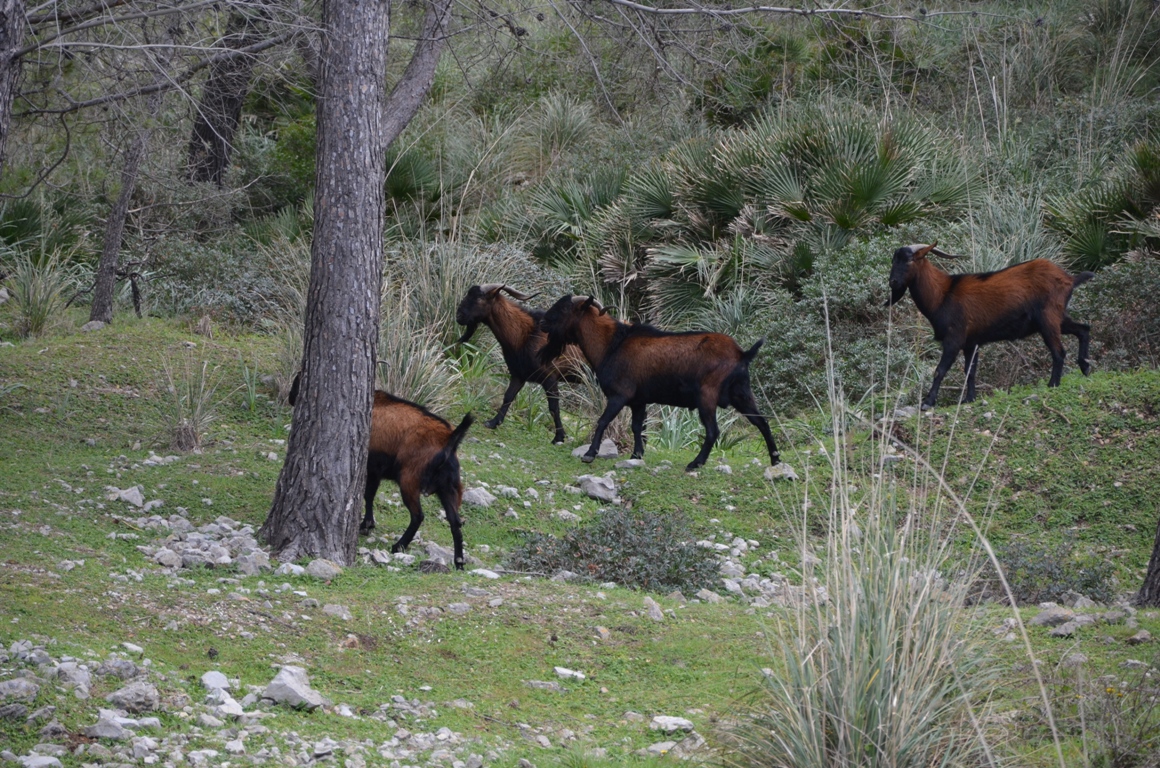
[984,539,1117,605]
[505,507,719,593]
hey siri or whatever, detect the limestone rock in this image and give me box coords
[765,463,799,482]
[572,439,618,459]
[0,679,40,703]
[577,474,618,503]
[105,681,159,713]
[1030,606,1075,627]
[263,666,324,710]
[305,559,342,581]
[463,488,497,508]
[650,715,695,733]
[643,596,664,622]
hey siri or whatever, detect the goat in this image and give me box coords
[289,373,474,569]
[888,242,1094,409]
[456,284,583,444]
[538,295,780,472]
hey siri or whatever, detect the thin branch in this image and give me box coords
[19,29,296,115]
[27,0,129,27]
[592,0,1013,22]
[0,112,71,199]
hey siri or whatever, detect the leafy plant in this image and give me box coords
[5,248,86,338]
[154,350,225,451]
[506,507,719,593]
[984,539,1117,606]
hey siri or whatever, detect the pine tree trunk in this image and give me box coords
[185,8,266,186]
[259,0,391,565]
[1137,514,1160,607]
[0,0,24,175]
[89,129,148,324]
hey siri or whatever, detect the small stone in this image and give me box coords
[554,667,585,680]
[1030,606,1075,627]
[650,715,695,732]
[305,559,342,581]
[715,464,732,474]
[647,741,676,756]
[764,463,798,482]
[83,718,129,741]
[1050,621,1080,638]
[263,665,324,710]
[1126,630,1152,645]
[154,549,182,568]
[595,626,611,641]
[573,439,618,459]
[105,681,159,713]
[80,320,106,332]
[643,596,664,622]
[470,568,500,579]
[695,589,722,604]
[525,681,563,691]
[0,703,27,721]
[577,474,618,503]
[1061,653,1088,668]
[201,671,230,691]
[615,459,645,469]
[322,604,352,621]
[0,679,39,702]
[463,488,497,508]
[19,756,62,768]
[122,642,144,654]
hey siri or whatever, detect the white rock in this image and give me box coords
[263,665,324,710]
[20,756,63,768]
[572,439,618,459]
[495,485,520,498]
[643,596,664,622]
[765,463,799,482]
[715,464,732,474]
[577,474,618,503]
[322,604,352,621]
[201,671,229,691]
[305,559,342,580]
[463,488,497,508]
[274,563,305,576]
[107,486,145,507]
[650,715,695,732]
[471,569,501,579]
[554,666,586,680]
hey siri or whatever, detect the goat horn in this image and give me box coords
[929,247,962,260]
[912,242,937,260]
[499,286,536,301]
[478,283,504,294]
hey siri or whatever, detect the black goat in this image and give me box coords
[888,242,1094,409]
[539,295,780,472]
[288,374,473,568]
[456,284,583,444]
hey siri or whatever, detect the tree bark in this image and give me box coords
[0,0,24,175]
[1137,513,1160,606]
[260,0,391,565]
[185,5,267,185]
[90,50,171,324]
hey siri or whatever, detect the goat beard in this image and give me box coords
[887,284,907,307]
[456,323,479,345]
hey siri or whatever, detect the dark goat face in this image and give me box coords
[455,285,498,343]
[887,243,935,306]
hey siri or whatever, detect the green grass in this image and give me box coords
[0,312,1158,766]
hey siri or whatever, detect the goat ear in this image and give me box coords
[913,242,937,261]
[580,296,596,311]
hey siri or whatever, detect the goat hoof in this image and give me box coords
[454,559,465,571]
[484,420,501,429]
[581,453,596,464]
[552,433,566,445]
[920,402,935,412]
[770,454,780,466]
[685,462,703,472]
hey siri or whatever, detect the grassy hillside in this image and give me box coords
[1,313,1158,766]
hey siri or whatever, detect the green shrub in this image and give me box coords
[985,540,1117,606]
[506,507,719,593]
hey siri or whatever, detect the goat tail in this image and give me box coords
[740,338,765,364]
[1073,271,1095,288]
[443,413,475,456]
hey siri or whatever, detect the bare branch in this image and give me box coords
[591,0,1013,22]
[27,0,129,27]
[19,28,296,115]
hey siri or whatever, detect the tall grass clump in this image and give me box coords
[5,249,86,338]
[720,353,1002,767]
[154,349,225,451]
[377,287,460,414]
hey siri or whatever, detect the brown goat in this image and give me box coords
[539,295,780,471]
[888,242,1094,409]
[289,374,473,568]
[456,284,584,443]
